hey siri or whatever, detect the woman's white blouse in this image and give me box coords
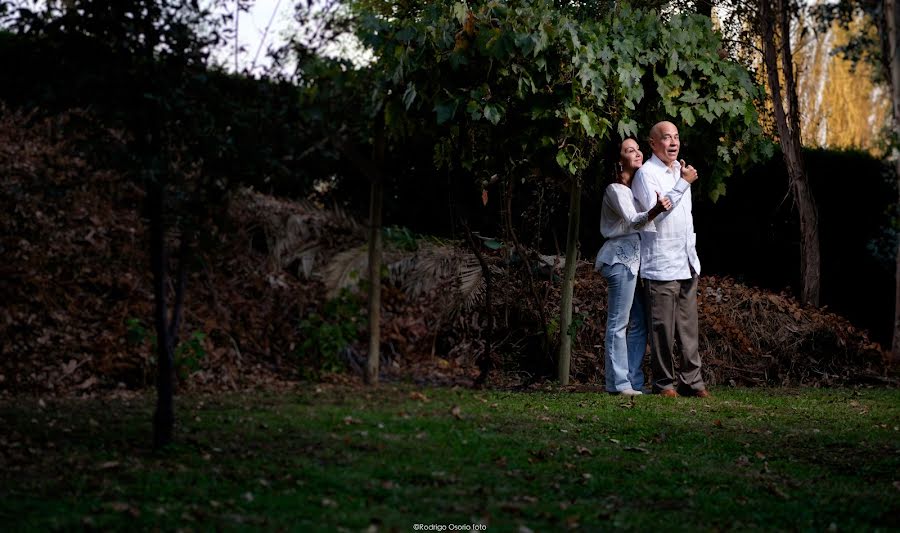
[594,183,653,275]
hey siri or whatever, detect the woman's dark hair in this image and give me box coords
[607,135,639,184]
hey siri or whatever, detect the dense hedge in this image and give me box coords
[694,147,896,345]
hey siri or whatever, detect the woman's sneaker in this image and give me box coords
[609,389,642,396]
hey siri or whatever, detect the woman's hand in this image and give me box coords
[649,191,673,218]
[680,159,699,183]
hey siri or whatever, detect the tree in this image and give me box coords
[885,0,900,364]
[349,0,766,384]
[3,0,238,447]
[757,0,821,307]
[297,1,393,385]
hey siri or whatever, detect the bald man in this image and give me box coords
[631,121,709,398]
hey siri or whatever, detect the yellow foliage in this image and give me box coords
[795,17,890,155]
[752,8,888,156]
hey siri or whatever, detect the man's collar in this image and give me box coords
[648,153,678,173]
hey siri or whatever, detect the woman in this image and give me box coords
[595,137,696,395]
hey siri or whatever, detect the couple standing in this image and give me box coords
[595,121,710,398]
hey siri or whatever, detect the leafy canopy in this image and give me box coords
[352,0,767,198]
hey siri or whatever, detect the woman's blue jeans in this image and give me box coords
[600,262,648,392]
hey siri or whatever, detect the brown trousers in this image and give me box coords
[643,275,705,393]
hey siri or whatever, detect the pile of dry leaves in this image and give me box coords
[0,110,304,395]
[532,265,887,387]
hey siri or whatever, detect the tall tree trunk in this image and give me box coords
[557,180,581,385]
[886,0,900,364]
[760,0,821,307]
[366,113,386,385]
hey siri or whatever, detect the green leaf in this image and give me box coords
[680,107,695,127]
[534,28,550,56]
[395,27,415,43]
[716,145,732,163]
[599,46,613,63]
[483,104,502,125]
[467,99,481,120]
[434,100,458,125]
[680,90,701,104]
[402,83,417,110]
[667,49,679,73]
[453,2,467,25]
[579,111,596,137]
[617,118,638,139]
[556,150,569,169]
[709,181,727,202]
[663,99,677,117]
[515,32,536,56]
[450,51,469,69]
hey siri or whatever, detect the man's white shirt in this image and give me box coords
[631,154,700,281]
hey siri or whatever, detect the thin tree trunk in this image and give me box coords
[366,114,386,386]
[150,182,175,449]
[885,0,900,364]
[503,177,550,352]
[464,223,492,385]
[760,0,821,307]
[557,180,581,385]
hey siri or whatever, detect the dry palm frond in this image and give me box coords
[397,243,459,297]
[234,189,497,316]
[395,243,495,318]
[319,240,493,317]
[455,254,488,313]
[231,188,366,279]
[270,214,323,278]
[322,246,370,298]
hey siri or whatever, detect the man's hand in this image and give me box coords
[680,159,698,184]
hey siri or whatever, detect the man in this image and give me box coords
[631,121,709,398]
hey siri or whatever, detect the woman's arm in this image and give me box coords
[608,185,671,231]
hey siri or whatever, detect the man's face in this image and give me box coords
[650,122,679,166]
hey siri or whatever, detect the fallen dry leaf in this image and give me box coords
[105,502,130,512]
[409,391,429,402]
[624,446,649,454]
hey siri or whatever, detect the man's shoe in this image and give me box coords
[656,389,678,397]
[694,389,711,398]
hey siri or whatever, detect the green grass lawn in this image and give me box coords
[1,385,898,532]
